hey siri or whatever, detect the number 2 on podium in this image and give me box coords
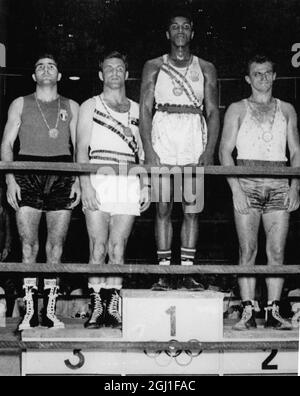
[166,306,176,337]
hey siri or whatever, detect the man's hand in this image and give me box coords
[69,177,81,209]
[285,186,300,213]
[145,151,161,167]
[198,150,214,166]
[81,184,100,212]
[6,179,21,211]
[140,185,151,213]
[232,187,251,214]
[0,246,11,262]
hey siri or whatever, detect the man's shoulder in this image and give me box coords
[197,57,217,74]
[143,56,164,71]
[278,98,295,112]
[68,98,80,110]
[9,96,25,112]
[129,99,139,116]
[80,97,96,109]
[226,100,246,115]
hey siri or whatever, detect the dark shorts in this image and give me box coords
[237,160,289,214]
[15,155,75,211]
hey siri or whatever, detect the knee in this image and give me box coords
[239,242,257,263]
[21,236,38,251]
[108,240,126,264]
[157,203,172,219]
[183,212,199,223]
[21,238,39,261]
[89,238,106,262]
[266,245,284,264]
[46,236,64,250]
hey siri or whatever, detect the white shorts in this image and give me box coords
[152,112,207,165]
[90,174,141,216]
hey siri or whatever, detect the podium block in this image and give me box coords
[122,290,224,341]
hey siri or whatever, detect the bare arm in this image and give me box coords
[284,102,300,212]
[68,99,80,208]
[219,102,250,214]
[1,98,23,210]
[139,59,161,165]
[76,98,99,211]
[199,60,220,165]
[219,103,241,190]
[69,99,80,158]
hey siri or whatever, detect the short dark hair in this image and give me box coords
[166,8,194,30]
[99,51,128,72]
[247,55,276,75]
[34,53,59,70]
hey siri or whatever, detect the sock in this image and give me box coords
[24,278,37,289]
[181,247,196,265]
[105,285,122,291]
[268,300,279,307]
[157,250,171,265]
[88,283,105,293]
[44,279,57,290]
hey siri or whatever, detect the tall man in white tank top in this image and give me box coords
[77,52,148,329]
[1,54,80,331]
[219,55,300,330]
[140,9,219,290]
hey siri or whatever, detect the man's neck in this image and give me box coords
[169,45,191,62]
[102,86,127,105]
[250,91,273,105]
[35,86,59,102]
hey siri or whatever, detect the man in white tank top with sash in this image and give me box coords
[219,55,300,330]
[1,53,80,331]
[77,52,148,329]
[140,9,219,290]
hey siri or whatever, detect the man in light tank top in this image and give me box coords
[1,54,80,331]
[77,52,148,329]
[219,55,300,331]
[140,8,219,291]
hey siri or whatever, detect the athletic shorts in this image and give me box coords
[90,173,141,216]
[237,160,289,214]
[15,155,75,211]
[152,112,207,165]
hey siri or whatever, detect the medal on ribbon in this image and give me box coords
[49,128,60,139]
[35,94,61,140]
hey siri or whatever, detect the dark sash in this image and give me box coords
[160,63,202,108]
[93,110,139,164]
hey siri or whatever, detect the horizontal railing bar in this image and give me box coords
[0,162,300,177]
[0,340,297,352]
[0,263,299,275]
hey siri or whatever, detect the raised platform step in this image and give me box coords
[0,319,298,376]
[18,319,299,342]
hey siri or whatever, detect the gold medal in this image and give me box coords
[262,132,273,143]
[49,128,59,139]
[35,94,61,140]
[173,87,183,96]
[123,127,133,137]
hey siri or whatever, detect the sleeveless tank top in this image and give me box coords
[236,99,288,162]
[19,94,72,157]
[90,95,144,164]
[154,55,204,107]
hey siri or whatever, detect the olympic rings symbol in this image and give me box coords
[144,339,203,367]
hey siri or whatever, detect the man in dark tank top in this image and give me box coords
[1,53,80,331]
